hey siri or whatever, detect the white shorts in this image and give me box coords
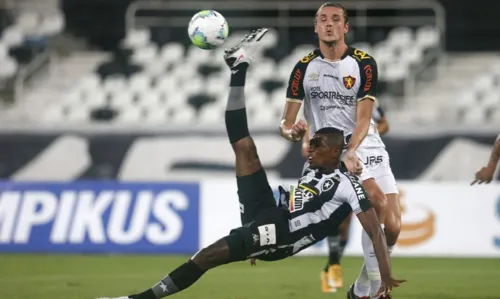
[354,147,399,195]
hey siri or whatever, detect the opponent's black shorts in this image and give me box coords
[226,207,295,262]
[236,167,277,225]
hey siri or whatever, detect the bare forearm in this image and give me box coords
[347,119,370,151]
[368,226,391,277]
[377,119,389,136]
[487,140,500,169]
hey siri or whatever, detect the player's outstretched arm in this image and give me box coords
[472,134,500,185]
[356,208,406,292]
[280,101,306,142]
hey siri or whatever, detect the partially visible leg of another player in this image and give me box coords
[321,213,351,292]
[349,171,400,299]
[94,29,269,299]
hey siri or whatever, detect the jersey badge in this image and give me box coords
[308,72,319,81]
[343,75,356,89]
[321,178,336,192]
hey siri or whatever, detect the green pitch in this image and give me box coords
[1,255,499,299]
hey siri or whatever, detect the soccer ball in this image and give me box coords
[188,10,229,50]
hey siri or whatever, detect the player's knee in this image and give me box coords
[232,138,259,162]
[384,216,401,238]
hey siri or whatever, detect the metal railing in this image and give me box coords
[125,0,446,102]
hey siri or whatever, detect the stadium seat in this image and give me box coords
[463,106,485,124]
[415,26,439,49]
[198,103,223,124]
[387,27,413,49]
[404,46,424,65]
[128,73,151,94]
[171,104,196,124]
[67,106,90,122]
[481,91,500,108]
[252,106,277,126]
[146,106,170,123]
[473,75,493,92]
[82,89,106,107]
[78,74,101,92]
[102,76,127,94]
[123,28,151,49]
[131,44,158,66]
[159,42,185,64]
[117,104,143,122]
[0,42,7,58]
[1,26,24,47]
[139,92,162,108]
[245,91,269,111]
[0,56,17,79]
[154,74,178,96]
[143,60,168,77]
[39,13,65,36]
[16,12,38,35]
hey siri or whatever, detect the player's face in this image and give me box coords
[308,135,339,168]
[314,6,348,44]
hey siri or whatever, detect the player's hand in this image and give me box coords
[381,274,406,294]
[471,166,495,185]
[250,258,256,266]
[344,150,362,175]
[290,120,307,142]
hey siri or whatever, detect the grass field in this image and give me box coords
[1,255,499,299]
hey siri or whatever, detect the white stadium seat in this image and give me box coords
[117,104,142,122]
[146,106,170,123]
[159,43,185,64]
[128,73,151,94]
[1,26,24,47]
[463,106,485,124]
[82,89,106,107]
[39,13,65,36]
[0,57,17,79]
[123,28,151,49]
[198,103,223,125]
[171,104,196,124]
[102,76,127,94]
[16,12,39,35]
[0,43,7,59]
[473,75,493,92]
[416,26,440,49]
[131,44,158,65]
[78,74,101,92]
[108,90,134,107]
[388,27,413,49]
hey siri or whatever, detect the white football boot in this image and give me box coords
[223,28,268,69]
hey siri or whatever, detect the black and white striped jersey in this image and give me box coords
[283,167,372,252]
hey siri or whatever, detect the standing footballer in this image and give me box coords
[279,3,401,298]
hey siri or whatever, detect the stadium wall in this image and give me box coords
[0,180,499,258]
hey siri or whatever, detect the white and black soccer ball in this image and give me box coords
[188,10,229,50]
